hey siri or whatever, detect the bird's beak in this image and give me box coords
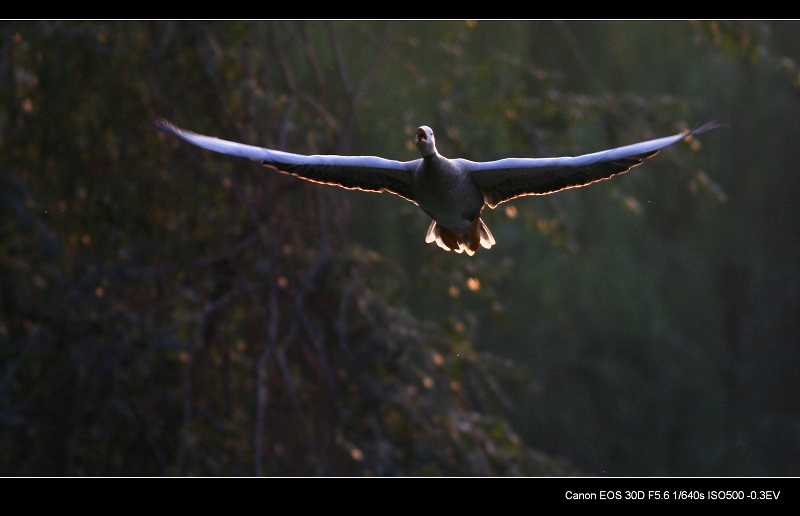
[416,128,427,143]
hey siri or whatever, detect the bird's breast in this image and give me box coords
[413,158,483,232]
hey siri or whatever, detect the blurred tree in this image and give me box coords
[0,21,574,476]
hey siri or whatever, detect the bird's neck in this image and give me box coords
[421,153,444,174]
[420,153,460,183]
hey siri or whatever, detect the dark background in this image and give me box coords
[1,20,798,476]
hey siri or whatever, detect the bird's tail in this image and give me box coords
[478,219,496,249]
[425,219,495,255]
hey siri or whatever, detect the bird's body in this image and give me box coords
[414,155,483,232]
[157,120,718,255]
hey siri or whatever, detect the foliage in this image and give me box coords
[0,21,575,476]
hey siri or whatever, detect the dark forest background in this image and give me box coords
[1,20,799,476]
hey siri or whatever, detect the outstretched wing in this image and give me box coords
[465,122,720,208]
[156,120,417,202]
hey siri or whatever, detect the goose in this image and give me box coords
[156,119,719,255]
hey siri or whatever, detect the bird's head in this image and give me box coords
[415,126,438,157]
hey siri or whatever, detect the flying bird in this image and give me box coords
[156,119,719,255]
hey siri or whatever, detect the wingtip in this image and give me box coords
[153,118,177,134]
[687,113,728,137]
[689,120,727,137]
